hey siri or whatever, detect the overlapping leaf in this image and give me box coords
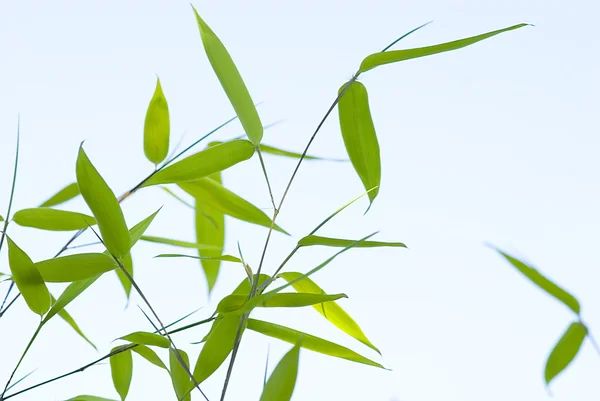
[120,331,170,348]
[132,345,167,370]
[260,343,301,401]
[217,292,347,314]
[13,208,96,231]
[144,77,170,164]
[170,348,191,401]
[39,182,80,207]
[110,346,133,401]
[545,322,587,385]
[35,253,118,282]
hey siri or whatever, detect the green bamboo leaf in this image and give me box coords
[494,248,581,314]
[169,348,191,401]
[65,396,118,401]
[142,140,255,187]
[233,274,270,296]
[193,313,243,384]
[545,322,587,385]
[120,331,170,348]
[308,189,377,236]
[298,235,406,249]
[115,253,133,299]
[192,7,263,145]
[359,23,529,73]
[218,293,347,314]
[211,141,340,161]
[155,254,241,263]
[13,208,96,231]
[140,236,220,251]
[0,215,4,221]
[35,253,118,283]
[110,346,133,401]
[338,81,380,208]
[39,183,80,207]
[53,297,96,350]
[132,345,167,370]
[279,272,379,354]
[248,319,383,368]
[179,178,288,234]
[260,343,301,401]
[144,77,170,164]
[76,146,131,258]
[7,237,51,316]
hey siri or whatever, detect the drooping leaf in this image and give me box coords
[359,24,529,73]
[115,253,133,299]
[495,248,581,314]
[39,182,80,207]
[211,141,338,161]
[65,396,118,401]
[260,343,301,401]
[307,189,377,235]
[170,348,191,401]
[545,322,587,385]
[218,292,347,314]
[248,319,383,368]
[110,346,133,401]
[338,80,380,208]
[13,208,96,231]
[154,254,241,263]
[298,235,406,249]
[53,296,96,350]
[35,253,118,283]
[120,331,170,348]
[132,345,167,370]
[142,139,255,187]
[76,146,131,258]
[7,237,51,316]
[140,236,220,251]
[179,178,287,234]
[160,186,195,210]
[279,272,379,353]
[144,77,170,164]
[192,7,263,145]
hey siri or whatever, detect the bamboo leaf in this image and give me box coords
[35,253,118,283]
[298,235,406,249]
[65,396,118,401]
[279,272,379,353]
[7,237,51,316]
[338,81,380,208]
[248,319,383,368]
[169,348,191,401]
[115,253,133,299]
[211,141,340,161]
[494,248,581,314]
[54,298,96,350]
[308,189,377,235]
[260,343,301,401]
[13,208,96,231]
[142,140,255,187]
[132,345,167,370]
[144,77,170,164]
[39,183,80,207]
[359,23,530,73]
[140,236,220,251]
[76,146,131,258]
[179,178,287,234]
[192,7,263,145]
[0,215,3,221]
[120,331,170,348]
[218,293,347,314]
[545,322,587,385]
[110,346,133,401]
[155,254,241,263]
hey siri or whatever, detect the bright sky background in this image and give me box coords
[1,1,599,401]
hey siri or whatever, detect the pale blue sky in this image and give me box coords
[1,1,599,401]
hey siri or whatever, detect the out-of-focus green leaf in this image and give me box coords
[193,313,242,384]
[218,293,347,314]
[115,253,133,299]
[248,319,383,368]
[35,253,118,283]
[142,140,255,187]
[169,348,191,401]
[359,24,529,73]
[140,236,220,251]
[39,182,80,207]
[279,272,379,353]
[65,396,118,401]
[76,146,131,258]
[192,7,263,145]
[260,343,300,401]
[132,345,167,370]
[154,254,241,263]
[495,248,581,314]
[338,81,380,208]
[110,346,133,401]
[298,235,406,249]
[0,215,4,222]
[51,295,96,350]
[545,321,587,385]
[13,208,95,231]
[144,77,170,165]
[179,178,287,234]
[7,237,51,316]
[120,331,170,348]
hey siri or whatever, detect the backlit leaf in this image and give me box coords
[219,293,347,314]
[192,7,263,145]
[545,322,587,385]
[76,146,131,258]
[132,345,167,370]
[110,346,133,401]
[65,396,118,401]
[115,253,133,299]
[298,235,406,249]
[13,208,96,231]
[211,141,336,161]
[120,331,170,348]
[36,253,118,283]
[54,297,96,350]
[140,236,220,251]
[7,237,51,316]
[154,254,241,263]
[260,343,301,401]
[338,81,380,208]
[170,348,191,401]
[144,77,170,164]
[39,182,80,207]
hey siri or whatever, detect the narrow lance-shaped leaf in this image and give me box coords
[76,146,131,258]
[132,345,167,370]
[140,236,220,251]
[144,77,170,164]
[338,81,381,208]
[170,348,191,401]
[192,7,263,145]
[359,23,530,73]
[545,322,587,385]
[13,208,96,231]
[35,253,118,283]
[217,292,347,314]
[260,343,301,401]
[7,237,51,316]
[494,248,581,315]
[298,235,406,249]
[65,396,118,401]
[115,253,133,300]
[248,319,383,368]
[279,272,379,354]
[39,182,80,207]
[210,141,340,161]
[179,178,288,234]
[110,346,133,401]
[53,295,96,350]
[120,331,170,348]
[155,254,241,263]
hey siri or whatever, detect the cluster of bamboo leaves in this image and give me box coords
[0,6,575,401]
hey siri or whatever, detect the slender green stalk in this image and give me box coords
[0,117,21,255]
[0,293,19,318]
[256,148,277,212]
[1,323,42,398]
